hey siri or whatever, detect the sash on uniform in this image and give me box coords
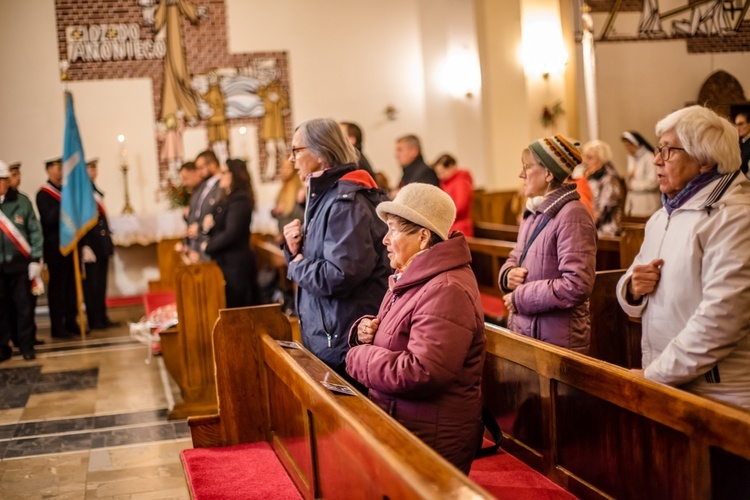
[0,209,31,260]
[40,183,62,202]
[94,191,106,217]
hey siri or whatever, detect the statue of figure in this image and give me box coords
[154,0,203,121]
[201,69,229,166]
[158,111,185,181]
[257,79,289,180]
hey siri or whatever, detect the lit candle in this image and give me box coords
[118,134,127,165]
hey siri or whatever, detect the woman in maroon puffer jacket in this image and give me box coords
[346,183,485,474]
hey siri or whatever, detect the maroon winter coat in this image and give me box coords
[499,183,597,352]
[346,234,485,474]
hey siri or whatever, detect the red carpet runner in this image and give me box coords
[182,442,576,499]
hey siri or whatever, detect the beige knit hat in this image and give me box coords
[376,183,456,240]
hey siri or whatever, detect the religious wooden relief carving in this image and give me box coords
[55,0,293,184]
[581,0,750,52]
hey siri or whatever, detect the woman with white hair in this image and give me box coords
[582,139,625,236]
[616,105,750,409]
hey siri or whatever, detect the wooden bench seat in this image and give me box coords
[184,305,574,499]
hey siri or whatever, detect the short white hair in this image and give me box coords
[582,140,613,165]
[655,105,741,174]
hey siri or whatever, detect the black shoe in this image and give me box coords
[104,319,122,328]
[22,352,36,361]
[0,346,11,363]
[33,339,45,346]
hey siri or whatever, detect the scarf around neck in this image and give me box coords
[662,167,721,215]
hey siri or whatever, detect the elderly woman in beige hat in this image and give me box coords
[345,183,485,474]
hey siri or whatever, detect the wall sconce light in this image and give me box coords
[520,16,568,79]
[439,49,481,99]
[384,105,398,121]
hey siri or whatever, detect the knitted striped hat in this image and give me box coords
[528,134,582,182]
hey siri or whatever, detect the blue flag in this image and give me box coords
[60,91,98,256]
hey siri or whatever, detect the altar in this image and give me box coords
[107,210,187,297]
[106,206,277,297]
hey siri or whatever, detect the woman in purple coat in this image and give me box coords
[346,183,485,474]
[499,135,597,353]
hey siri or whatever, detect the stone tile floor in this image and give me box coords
[0,306,191,499]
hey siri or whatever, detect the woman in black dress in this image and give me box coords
[203,158,259,307]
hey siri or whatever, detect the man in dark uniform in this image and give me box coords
[81,159,118,330]
[0,161,43,361]
[36,157,79,338]
[7,161,44,346]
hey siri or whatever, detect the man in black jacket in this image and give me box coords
[36,157,79,338]
[393,134,439,198]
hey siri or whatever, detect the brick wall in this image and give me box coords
[688,20,750,53]
[588,0,642,12]
[55,0,293,180]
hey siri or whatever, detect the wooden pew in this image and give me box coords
[471,222,646,271]
[483,324,750,499]
[472,190,521,225]
[147,237,184,291]
[467,238,644,368]
[619,222,645,269]
[187,305,493,499]
[160,261,226,419]
[588,269,642,368]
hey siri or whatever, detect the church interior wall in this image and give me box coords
[582,11,750,175]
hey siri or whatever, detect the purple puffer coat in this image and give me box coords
[346,234,485,474]
[499,184,597,353]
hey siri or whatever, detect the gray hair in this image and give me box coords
[296,118,358,168]
[582,140,613,165]
[397,134,422,155]
[656,105,741,174]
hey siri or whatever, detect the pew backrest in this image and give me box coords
[483,323,750,499]
[189,306,492,500]
[147,237,184,291]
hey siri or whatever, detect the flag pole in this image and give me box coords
[72,247,87,339]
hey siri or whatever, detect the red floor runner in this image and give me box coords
[105,295,144,308]
[182,441,576,499]
[181,442,302,500]
[469,450,577,499]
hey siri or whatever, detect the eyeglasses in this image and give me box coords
[654,145,685,161]
[290,146,308,158]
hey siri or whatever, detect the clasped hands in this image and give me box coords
[357,317,379,344]
[503,267,528,314]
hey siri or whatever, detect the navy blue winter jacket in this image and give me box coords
[286,163,390,368]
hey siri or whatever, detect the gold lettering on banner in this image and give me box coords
[66,24,166,63]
